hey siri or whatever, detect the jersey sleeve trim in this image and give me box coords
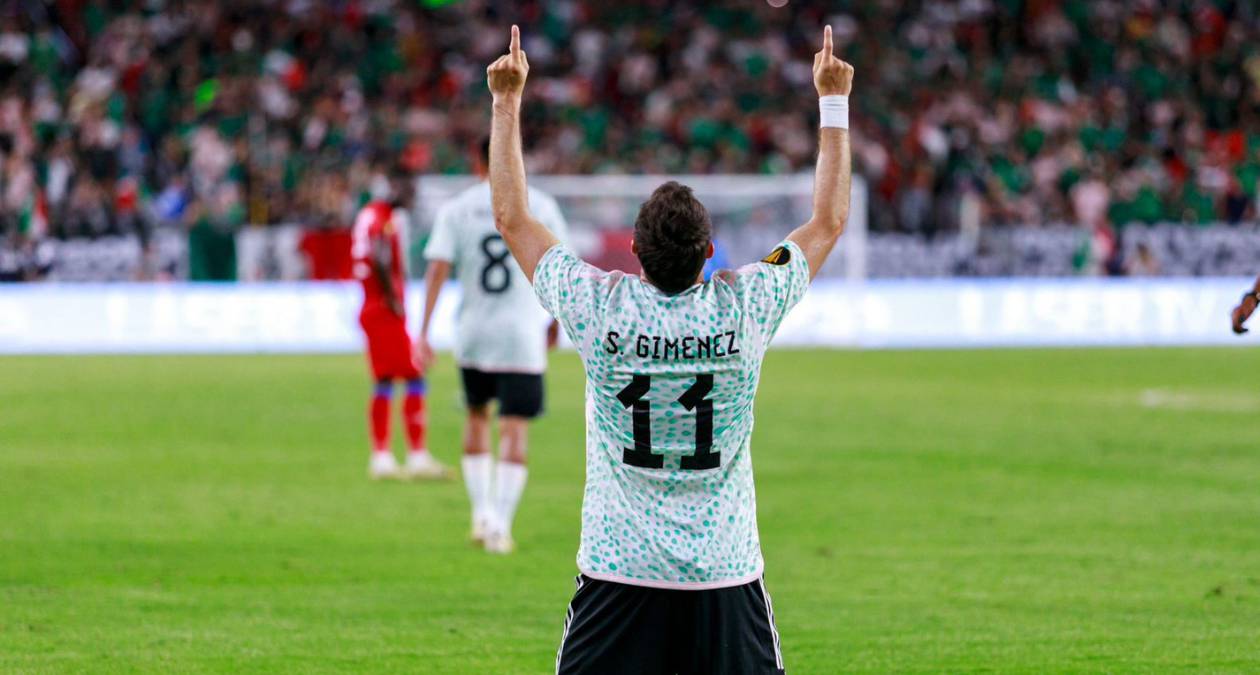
[531,243,570,317]
[577,563,765,591]
[537,243,566,269]
[422,207,457,262]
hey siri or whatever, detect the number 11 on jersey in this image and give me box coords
[616,374,718,470]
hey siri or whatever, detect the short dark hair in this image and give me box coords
[389,167,414,207]
[633,181,712,294]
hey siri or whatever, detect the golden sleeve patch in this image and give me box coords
[760,246,791,265]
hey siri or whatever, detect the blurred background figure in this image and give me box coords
[1126,242,1161,277]
[351,171,450,481]
[0,1,1257,283]
[418,140,569,555]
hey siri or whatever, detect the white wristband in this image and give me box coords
[819,95,849,129]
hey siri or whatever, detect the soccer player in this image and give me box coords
[416,142,569,554]
[1231,276,1260,334]
[351,174,450,480]
[486,25,854,673]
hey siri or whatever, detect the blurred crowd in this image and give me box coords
[1,0,1259,280]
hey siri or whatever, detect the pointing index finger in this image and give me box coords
[510,25,520,56]
[823,25,832,55]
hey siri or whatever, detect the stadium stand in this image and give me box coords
[0,0,1257,280]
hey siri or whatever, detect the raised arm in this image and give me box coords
[1231,275,1260,334]
[486,25,557,282]
[786,26,855,280]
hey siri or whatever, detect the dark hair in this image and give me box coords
[389,166,413,207]
[479,138,490,164]
[634,181,712,294]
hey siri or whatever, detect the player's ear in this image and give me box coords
[631,239,638,255]
[705,241,714,260]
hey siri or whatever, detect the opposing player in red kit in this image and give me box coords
[352,175,452,480]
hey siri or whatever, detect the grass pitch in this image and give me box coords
[2,349,1259,673]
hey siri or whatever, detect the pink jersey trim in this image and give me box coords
[577,562,765,591]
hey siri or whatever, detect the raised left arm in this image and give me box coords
[487,25,557,282]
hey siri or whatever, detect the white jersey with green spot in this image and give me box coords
[533,241,810,589]
[425,182,569,373]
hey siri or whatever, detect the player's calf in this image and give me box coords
[368,380,402,480]
[462,406,494,542]
[400,378,452,480]
[485,417,529,554]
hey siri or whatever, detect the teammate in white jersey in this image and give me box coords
[486,25,853,673]
[418,141,570,554]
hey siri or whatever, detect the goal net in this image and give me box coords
[415,175,868,281]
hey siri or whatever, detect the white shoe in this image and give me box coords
[470,512,492,545]
[402,452,453,480]
[369,452,402,480]
[484,530,516,555]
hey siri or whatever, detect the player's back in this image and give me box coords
[351,201,406,310]
[534,241,810,588]
[425,182,568,373]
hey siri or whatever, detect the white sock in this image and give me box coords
[462,453,493,525]
[492,461,528,537]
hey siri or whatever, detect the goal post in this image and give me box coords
[415,174,868,281]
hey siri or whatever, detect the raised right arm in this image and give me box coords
[786,26,855,280]
[487,25,558,282]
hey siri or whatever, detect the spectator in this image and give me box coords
[0,0,1257,280]
[1126,242,1161,277]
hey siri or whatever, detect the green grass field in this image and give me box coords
[3,349,1260,673]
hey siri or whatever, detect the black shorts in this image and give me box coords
[459,368,545,419]
[555,575,785,675]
